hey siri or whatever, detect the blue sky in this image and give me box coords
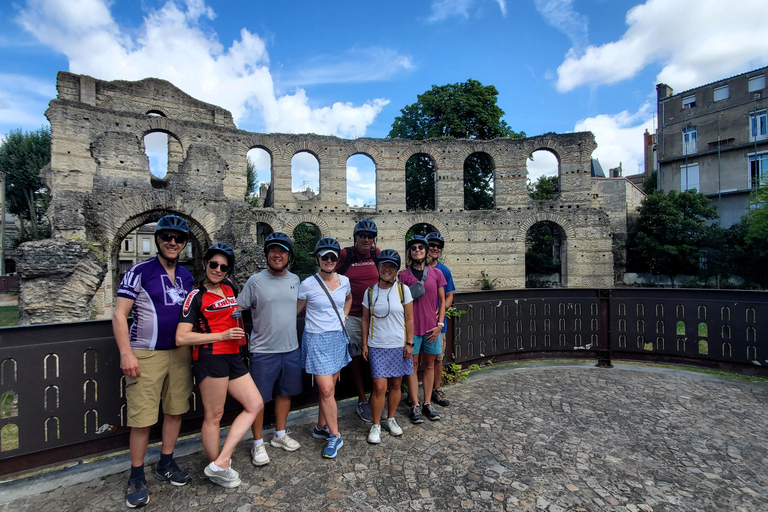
[2,0,768,206]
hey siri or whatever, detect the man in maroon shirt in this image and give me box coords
[335,219,381,422]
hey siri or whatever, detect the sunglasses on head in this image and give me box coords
[429,243,443,249]
[410,244,426,251]
[157,232,188,244]
[207,261,230,273]
[357,232,376,240]
[320,253,338,262]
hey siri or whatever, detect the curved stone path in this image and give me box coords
[3,363,767,511]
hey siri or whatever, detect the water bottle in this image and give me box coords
[231,310,246,346]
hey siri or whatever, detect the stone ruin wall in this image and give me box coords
[17,71,635,324]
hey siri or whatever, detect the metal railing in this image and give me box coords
[2,288,767,474]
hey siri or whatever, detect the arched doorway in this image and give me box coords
[525,221,565,288]
[291,222,322,279]
[405,154,436,211]
[526,150,560,200]
[464,152,495,210]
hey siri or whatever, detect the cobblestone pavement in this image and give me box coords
[4,363,768,511]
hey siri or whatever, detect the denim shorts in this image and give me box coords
[413,334,441,355]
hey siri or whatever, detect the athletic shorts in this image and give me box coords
[125,347,192,428]
[193,353,249,383]
[249,348,303,403]
[413,334,442,356]
[345,315,363,357]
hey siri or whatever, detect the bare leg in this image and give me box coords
[434,357,444,391]
[315,373,340,436]
[369,378,387,426]
[198,376,229,462]
[161,414,182,456]
[129,426,151,468]
[407,354,420,405]
[386,377,402,418]
[214,374,263,467]
[251,408,265,441]
[349,355,368,403]
[274,395,291,432]
[421,353,437,404]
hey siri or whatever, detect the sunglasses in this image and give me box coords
[429,243,443,249]
[157,233,188,244]
[320,253,338,262]
[410,244,426,251]
[207,261,230,273]
[357,233,376,240]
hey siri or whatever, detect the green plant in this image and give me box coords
[477,270,499,290]
[445,306,467,319]
[441,363,470,385]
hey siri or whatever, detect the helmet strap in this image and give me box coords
[155,236,180,267]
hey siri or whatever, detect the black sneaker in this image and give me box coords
[410,404,424,424]
[432,388,450,407]
[155,459,190,486]
[423,402,441,421]
[125,477,149,508]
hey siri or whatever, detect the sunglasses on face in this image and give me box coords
[157,233,188,244]
[357,233,376,240]
[410,244,426,251]
[320,253,338,262]
[207,261,230,273]
[429,243,443,249]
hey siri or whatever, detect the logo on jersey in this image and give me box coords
[162,274,189,305]
[206,296,238,312]
[182,289,199,316]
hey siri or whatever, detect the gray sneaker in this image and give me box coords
[382,417,403,436]
[357,401,373,423]
[271,433,300,452]
[251,444,270,466]
[204,465,241,488]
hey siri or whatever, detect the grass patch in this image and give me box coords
[0,306,19,327]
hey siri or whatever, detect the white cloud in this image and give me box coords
[533,0,588,51]
[282,47,414,88]
[15,0,391,137]
[526,150,559,183]
[428,0,507,22]
[556,0,768,93]
[574,102,654,177]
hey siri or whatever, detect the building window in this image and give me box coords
[713,85,729,101]
[682,95,696,109]
[751,110,767,141]
[750,153,768,189]
[682,127,697,155]
[123,238,133,252]
[681,163,699,192]
[142,238,151,254]
[749,75,766,92]
[120,261,133,274]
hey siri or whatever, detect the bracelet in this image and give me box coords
[405,342,414,347]
[437,322,444,327]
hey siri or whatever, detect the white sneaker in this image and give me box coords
[204,464,241,488]
[271,433,300,452]
[382,417,403,436]
[367,424,381,444]
[251,444,270,466]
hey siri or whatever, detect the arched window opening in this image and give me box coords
[346,154,376,211]
[143,131,182,179]
[405,223,438,249]
[526,150,560,200]
[291,152,320,201]
[525,221,565,288]
[464,152,494,210]
[247,148,271,207]
[292,223,321,279]
[256,223,274,246]
[405,154,435,211]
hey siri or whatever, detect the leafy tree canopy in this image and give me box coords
[0,127,52,243]
[528,175,559,201]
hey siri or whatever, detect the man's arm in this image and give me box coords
[112,297,140,378]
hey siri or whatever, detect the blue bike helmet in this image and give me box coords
[204,243,235,272]
[406,235,428,250]
[314,237,341,256]
[353,219,377,237]
[264,232,293,254]
[425,232,444,248]
[155,214,189,235]
[377,249,401,270]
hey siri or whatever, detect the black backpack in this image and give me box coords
[337,247,379,275]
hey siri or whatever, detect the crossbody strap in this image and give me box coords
[313,274,349,339]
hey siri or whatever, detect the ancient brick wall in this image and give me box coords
[17,72,634,323]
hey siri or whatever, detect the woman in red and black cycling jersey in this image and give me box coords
[176,244,263,489]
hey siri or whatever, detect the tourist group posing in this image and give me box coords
[113,216,455,508]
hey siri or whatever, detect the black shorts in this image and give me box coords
[193,353,249,383]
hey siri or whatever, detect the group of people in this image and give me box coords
[113,216,456,508]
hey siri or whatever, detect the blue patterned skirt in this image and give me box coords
[301,330,352,376]
[369,346,414,379]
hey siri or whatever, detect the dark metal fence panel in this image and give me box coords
[609,289,768,365]
[453,289,602,363]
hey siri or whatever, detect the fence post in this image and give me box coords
[596,289,613,368]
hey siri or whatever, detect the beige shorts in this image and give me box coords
[346,315,363,357]
[435,334,447,362]
[125,347,192,428]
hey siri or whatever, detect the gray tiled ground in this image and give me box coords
[3,363,767,511]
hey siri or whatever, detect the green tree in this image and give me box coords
[246,157,257,197]
[627,190,719,277]
[0,127,52,243]
[388,79,525,211]
[642,171,658,195]
[527,175,558,201]
[525,221,563,283]
[291,222,320,279]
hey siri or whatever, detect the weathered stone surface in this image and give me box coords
[17,71,640,323]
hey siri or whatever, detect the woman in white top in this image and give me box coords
[297,237,352,459]
[362,249,414,444]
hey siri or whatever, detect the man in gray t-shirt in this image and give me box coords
[238,233,302,466]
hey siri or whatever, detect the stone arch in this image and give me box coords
[248,211,282,244]
[282,141,328,165]
[281,213,332,239]
[145,108,169,118]
[395,213,450,242]
[515,212,576,240]
[337,143,386,170]
[396,145,445,169]
[463,150,496,210]
[109,208,211,296]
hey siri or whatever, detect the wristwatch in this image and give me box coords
[437,322,444,327]
[405,341,414,346]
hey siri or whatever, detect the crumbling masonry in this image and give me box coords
[17,72,641,324]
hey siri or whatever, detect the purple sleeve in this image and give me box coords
[398,269,416,286]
